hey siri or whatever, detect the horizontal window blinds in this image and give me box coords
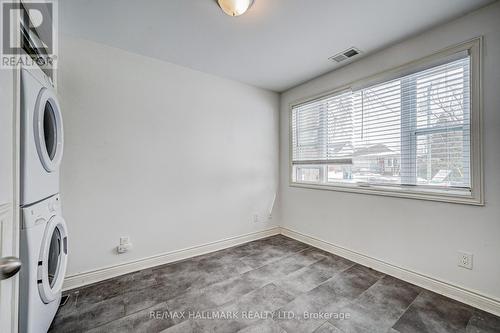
[292,90,353,165]
[291,54,471,190]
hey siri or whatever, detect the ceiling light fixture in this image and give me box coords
[218,0,254,17]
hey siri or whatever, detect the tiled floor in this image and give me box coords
[50,235,500,333]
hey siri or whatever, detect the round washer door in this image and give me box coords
[34,87,64,172]
[38,215,68,303]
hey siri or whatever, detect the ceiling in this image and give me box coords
[60,0,493,92]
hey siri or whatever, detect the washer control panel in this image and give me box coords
[21,194,61,229]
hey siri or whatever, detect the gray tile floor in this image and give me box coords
[49,235,500,333]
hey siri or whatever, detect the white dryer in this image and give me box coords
[20,66,63,206]
[20,194,68,333]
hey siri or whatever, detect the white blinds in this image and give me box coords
[292,90,353,165]
[291,54,471,190]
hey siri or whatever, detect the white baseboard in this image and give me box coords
[280,227,500,317]
[63,227,280,291]
[63,225,500,317]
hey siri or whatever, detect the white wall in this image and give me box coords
[58,36,279,276]
[279,3,500,301]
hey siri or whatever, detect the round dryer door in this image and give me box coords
[38,215,68,303]
[34,87,64,172]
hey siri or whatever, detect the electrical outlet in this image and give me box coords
[253,213,274,223]
[120,236,130,245]
[117,236,132,254]
[458,251,473,270]
[253,213,272,223]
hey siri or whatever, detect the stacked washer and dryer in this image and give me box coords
[19,64,68,333]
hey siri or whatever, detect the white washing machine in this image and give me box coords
[20,66,63,206]
[20,194,68,333]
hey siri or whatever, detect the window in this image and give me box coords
[290,39,483,204]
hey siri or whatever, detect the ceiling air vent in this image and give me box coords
[329,47,361,63]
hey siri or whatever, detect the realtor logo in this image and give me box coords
[1,0,58,70]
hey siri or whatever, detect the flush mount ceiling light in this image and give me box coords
[218,0,254,16]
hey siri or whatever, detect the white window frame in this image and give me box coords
[288,38,483,205]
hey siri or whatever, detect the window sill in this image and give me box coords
[289,181,484,206]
